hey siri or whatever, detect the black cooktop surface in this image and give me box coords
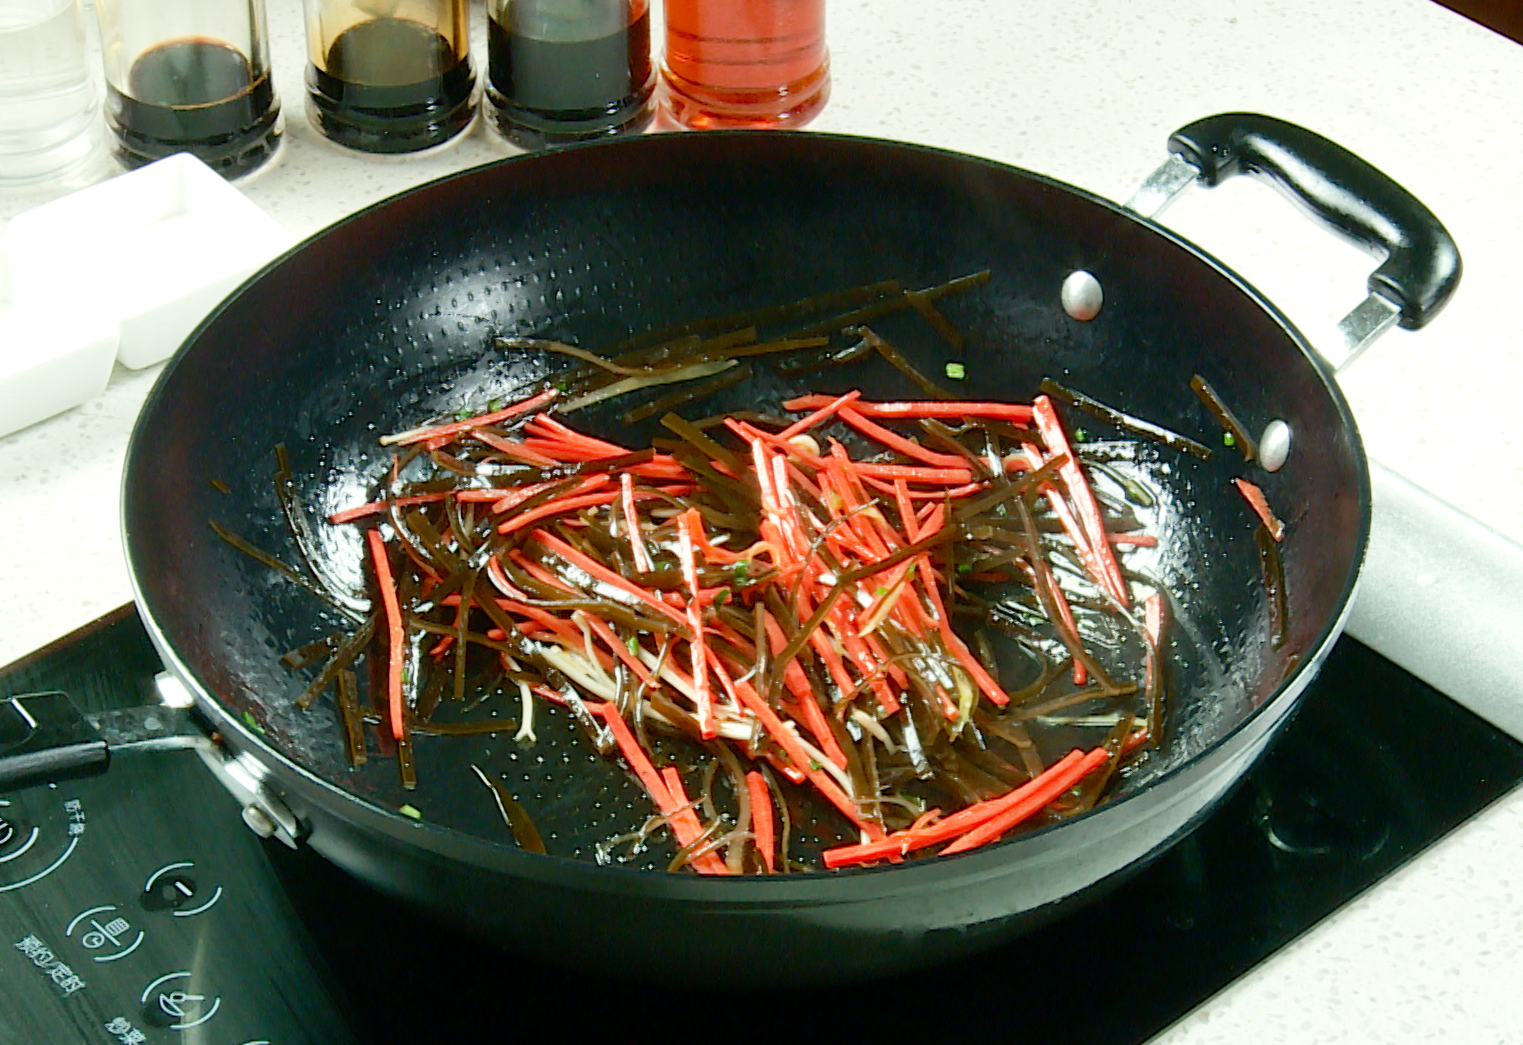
[2,607,1521,1045]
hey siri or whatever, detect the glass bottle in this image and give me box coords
[301,0,475,154]
[93,0,282,178]
[661,0,828,130]
[484,0,654,149]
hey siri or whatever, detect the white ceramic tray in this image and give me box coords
[0,232,118,439]
[6,153,294,370]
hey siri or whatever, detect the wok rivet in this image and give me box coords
[1061,270,1103,321]
[1260,420,1291,472]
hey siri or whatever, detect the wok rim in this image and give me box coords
[122,127,1372,897]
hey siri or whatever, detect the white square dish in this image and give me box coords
[6,153,294,370]
[0,233,119,439]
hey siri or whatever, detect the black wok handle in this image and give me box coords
[0,691,202,791]
[1167,113,1461,330]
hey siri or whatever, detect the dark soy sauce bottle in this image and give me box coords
[485,0,654,150]
[94,1,282,178]
[302,0,476,154]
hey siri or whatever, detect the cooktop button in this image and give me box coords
[140,861,224,916]
[65,904,147,963]
[139,971,221,1030]
[0,814,23,854]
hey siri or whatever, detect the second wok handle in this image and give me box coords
[1169,113,1460,331]
[1128,113,1462,368]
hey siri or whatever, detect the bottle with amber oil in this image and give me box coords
[301,0,475,153]
[94,0,282,178]
[662,0,829,130]
[485,0,654,149]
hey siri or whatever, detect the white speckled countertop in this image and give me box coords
[3,0,1522,1040]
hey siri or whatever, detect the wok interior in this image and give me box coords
[125,133,1365,867]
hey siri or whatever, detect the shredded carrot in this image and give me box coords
[621,473,654,572]
[821,750,1092,867]
[939,747,1109,855]
[778,389,861,439]
[746,771,776,873]
[1233,478,1285,541]
[366,528,406,740]
[783,396,1035,423]
[381,388,559,446]
[676,511,716,739]
[1033,396,1129,606]
[329,490,456,525]
[660,767,731,875]
[837,406,970,469]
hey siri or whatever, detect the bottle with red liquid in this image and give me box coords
[661,0,828,130]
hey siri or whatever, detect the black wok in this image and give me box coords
[122,114,1458,983]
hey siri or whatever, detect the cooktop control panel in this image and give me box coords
[0,752,356,1045]
[0,608,357,1045]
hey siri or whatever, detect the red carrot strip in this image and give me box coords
[526,413,632,454]
[939,747,1110,855]
[620,472,654,573]
[467,428,562,466]
[821,750,1090,867]
[1109,533,1158,547]
[328,491,454,525]
[456,488,518,503]
[861,475,986,500]
[494,489,620,535]
[908,808,943,832]
[676,511,716,739]
[530,529,690,629]
[382,388,559,446]
[746,771,776,873]
[778,389,861,440]
[1233,478,1285,541]
[892,479,917,538]
[660,767,731,875]
[1033,396,1128,606]
[490,474,610,514]
[500,549,576,598]
[726,418,975,485]
[710,655,880,838]
[837,406,969,469]
[783,396,1034,423]
[366,528,406,740]
[588,703,671,804]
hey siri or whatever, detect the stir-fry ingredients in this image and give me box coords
[213,272,1308,875]
[278,380,1177,873]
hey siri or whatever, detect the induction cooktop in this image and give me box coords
[2,605,1520,1045]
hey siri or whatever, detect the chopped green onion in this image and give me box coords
[944,361,967,380]
[399,804,423,820]
[956,563,972,575]
[1223,431,1236,447]
[875,586,888,597]
[241,710,265,734]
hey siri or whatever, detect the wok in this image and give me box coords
[120,113,1458,983]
